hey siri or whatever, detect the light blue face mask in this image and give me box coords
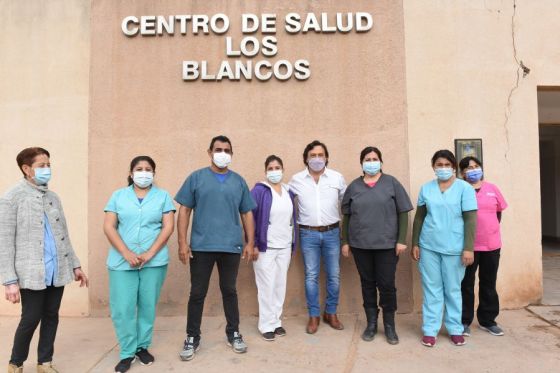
[33,167,51,185]
[133,171,154,188]
[266,170,283,184]
[465,168,483,183]
[435,167,453,181]
[362,161,381,176]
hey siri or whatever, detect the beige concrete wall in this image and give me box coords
[0,0,90,315]
[3,0,552,318]
[404,0,560,309]
[89,0,412,316]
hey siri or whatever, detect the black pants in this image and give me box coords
[10,286,65,366]
[187,252,241,339]
[461,249,501,327]
[351,247,398,313]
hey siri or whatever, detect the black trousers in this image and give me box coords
[351,247,398,313]
[187,252,241,339]
[10,286,65,366]
[461,249,501,327]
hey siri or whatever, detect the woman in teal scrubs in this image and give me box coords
[411,150,477,348]
[103,156,175,373]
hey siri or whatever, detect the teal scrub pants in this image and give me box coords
[109,265,167,359]
[418,248,465,337]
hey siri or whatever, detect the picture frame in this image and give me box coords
[454,138,483,173]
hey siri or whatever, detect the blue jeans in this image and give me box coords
[300,227,341,317]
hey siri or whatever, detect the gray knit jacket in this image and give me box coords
[0,179,81,289]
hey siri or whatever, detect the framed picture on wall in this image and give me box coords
[454,138,483,171]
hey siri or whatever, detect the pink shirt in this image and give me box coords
[474,182,508,251]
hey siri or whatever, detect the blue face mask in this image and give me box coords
[435,167,453,181]
[266,170,283,184]
[465,168,483,183]
[33,167,51,185]
[362,161,381,176]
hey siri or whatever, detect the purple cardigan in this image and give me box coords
[250,182,297,252]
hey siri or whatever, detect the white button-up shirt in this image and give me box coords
[289,167,347,226]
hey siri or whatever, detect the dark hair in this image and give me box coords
[265,155,283,170]
[302,140,329,166]
[360,146,383,164]
[431,149,457,168]
[128,156,156,186]
[16,147,50,176]
[209,135,233,152]
[459,156,483,173]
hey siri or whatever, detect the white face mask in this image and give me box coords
[133,171,153,188]
[266,170,283,184]
[213,152,232,169]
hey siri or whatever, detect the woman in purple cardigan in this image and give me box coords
[251,155,297,342]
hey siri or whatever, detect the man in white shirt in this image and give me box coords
[289,140,347,334]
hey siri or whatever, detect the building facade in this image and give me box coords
[1,0,555,316]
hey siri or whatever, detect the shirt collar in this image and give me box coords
[22,178,48,194]
[127,184,158,204]
[304,167,330,178]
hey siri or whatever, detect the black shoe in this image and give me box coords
[135,348,154,366]
[115,357,136,373]
[262,332,275,341]
[274,326,287,337]
[362,308,378,342]
[383,311,399,345]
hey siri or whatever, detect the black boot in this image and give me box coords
[383,311,399,345]
[361,308,378,341]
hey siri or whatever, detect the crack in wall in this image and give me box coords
[503,0,530,161]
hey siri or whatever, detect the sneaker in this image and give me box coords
[479,324,504,336]
[274,326,287,337]
[114,357,136,373]
[421,336,436,347]
[227,332,248,353]
[135,348,154,366]
[450,335,466,346]
[180,336,200,361]
[37,362,60,373]
[262,332,275,341]
[462,324,471,337]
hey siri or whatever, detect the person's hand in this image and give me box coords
[5,283,20,304]
[242,244,253,263]
[124,250,142,267]
[251,247,260,262]
[341,244,350,258]
[138,251,155,268]
[411,246,420,261]
[73,268,89,287]
[395,243,407,256]
[178,244,192,265]
[462,250,474,266]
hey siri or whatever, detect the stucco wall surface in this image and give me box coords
[88,0,411,316]
[403,0,560,308]
[0,0,90,316]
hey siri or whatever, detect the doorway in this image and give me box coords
[538,87,560,305]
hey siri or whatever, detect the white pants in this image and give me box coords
[253,248,292,334]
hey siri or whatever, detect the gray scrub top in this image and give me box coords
[341,174,413,249]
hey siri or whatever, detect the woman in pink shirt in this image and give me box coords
[459,156,508,337]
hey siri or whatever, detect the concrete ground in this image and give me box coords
[2,246,559,372]
[1,309,559,373]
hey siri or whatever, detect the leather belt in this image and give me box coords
[299,222,339,232]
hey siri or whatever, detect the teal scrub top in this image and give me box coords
[104,185,176,270]
[175,167,257,254]
[417,178,477,255]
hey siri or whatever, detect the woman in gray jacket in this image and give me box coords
[0,147,88,373]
